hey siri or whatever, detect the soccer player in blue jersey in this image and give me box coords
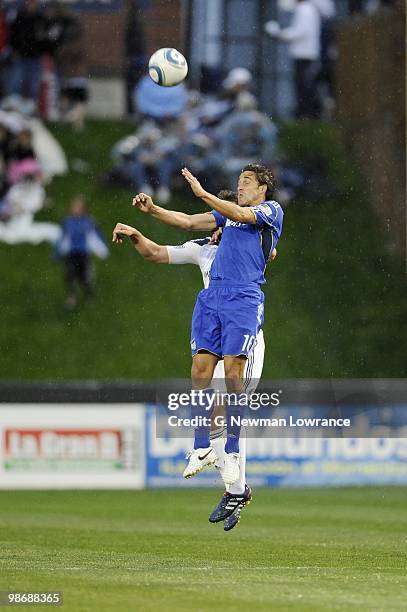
[114,188,277,530]
[133,164,283,521]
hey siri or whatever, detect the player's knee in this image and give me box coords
[191,359,213,383]
[224,359,246,392]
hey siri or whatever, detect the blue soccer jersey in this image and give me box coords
[209,200,283,285]
[190,200,284,358]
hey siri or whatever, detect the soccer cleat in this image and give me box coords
[222,451,240,485]
[183,447,217,479]
[223,506,242,532]
[209,485,252,523]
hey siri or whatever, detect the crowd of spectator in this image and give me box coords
[0,0,396,308]
[0,95,67,245]
[108,0,391,201]
[0,92,109,310]
[104,67,291,205]
[0,0,88,129]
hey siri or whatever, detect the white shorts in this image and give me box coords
[212,329,265,395]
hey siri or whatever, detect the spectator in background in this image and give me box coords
[219,67,253,118]
[265,0,321,118]
[57,13,88,130]
[0,1,9,98]
[41,0,71,120]
[311,0,335,17]
[126,122,180,203]
[183,68,255,135]
[8,127,35,162]
[124,0,146,116]
[134,74,187,122]
[312,0,337,118]
[222,68,253,106]
[0,157,60,245]
[8,0,46,105]
[42,1,68,59]
[55,196,109,310]
[215,92,278,189]
[0,123,10,196]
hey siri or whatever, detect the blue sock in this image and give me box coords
[225,393,247,454]
[192,388,215,449]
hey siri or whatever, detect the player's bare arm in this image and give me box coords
[132,193,216,231]
[112,222,169,263]
[182,167,257,225]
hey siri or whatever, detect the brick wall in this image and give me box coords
[81,1,184,77]
[82,13,125,76]
[144,0,184,57]
[336,2,405,258]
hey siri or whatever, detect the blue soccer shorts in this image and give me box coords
[190,282,265,358]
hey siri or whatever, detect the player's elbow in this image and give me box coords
[234,209,251,224]
[183,218,194,230]
[144,251,160,263]
[144,246,167,263]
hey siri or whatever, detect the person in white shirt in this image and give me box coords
[311,0,335,18]
[112,190,277,531]
[265,0,321,118]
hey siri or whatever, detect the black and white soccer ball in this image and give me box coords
[148,48,188,87]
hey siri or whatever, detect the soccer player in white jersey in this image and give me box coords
[112,189,277,530]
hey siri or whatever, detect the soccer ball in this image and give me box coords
[148,48,188,87]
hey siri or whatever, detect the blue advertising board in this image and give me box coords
[145,405,407,488]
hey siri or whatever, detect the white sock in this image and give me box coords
[210,428,226,470]
[228,434,246,495]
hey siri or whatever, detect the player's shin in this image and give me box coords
[183,388,218,479]
[225,392,247,454]
[191,387,215,450]
[221,393,247,485]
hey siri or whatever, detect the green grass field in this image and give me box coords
[1,488,406,611]
[0,120,406,380]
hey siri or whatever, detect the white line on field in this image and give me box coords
[18,566,404,572]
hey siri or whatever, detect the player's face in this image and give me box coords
[237,171,265,206]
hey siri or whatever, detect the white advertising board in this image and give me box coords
[0,404,145,489]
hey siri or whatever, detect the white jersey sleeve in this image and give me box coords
[166,241,202,265]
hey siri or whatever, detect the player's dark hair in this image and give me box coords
[242,164,275,199]
[217,189,237,202]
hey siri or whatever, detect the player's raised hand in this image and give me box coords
[210,227,223,244]
[112,222,137,244]
[132,193,154,213]
[181,167,206,198]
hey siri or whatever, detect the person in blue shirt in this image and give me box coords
[133,164,283,506]
[55,196,109,310]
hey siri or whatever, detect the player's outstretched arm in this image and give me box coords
[112,222,169,263]
[132,193,216,231]
[181,168,256,224]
